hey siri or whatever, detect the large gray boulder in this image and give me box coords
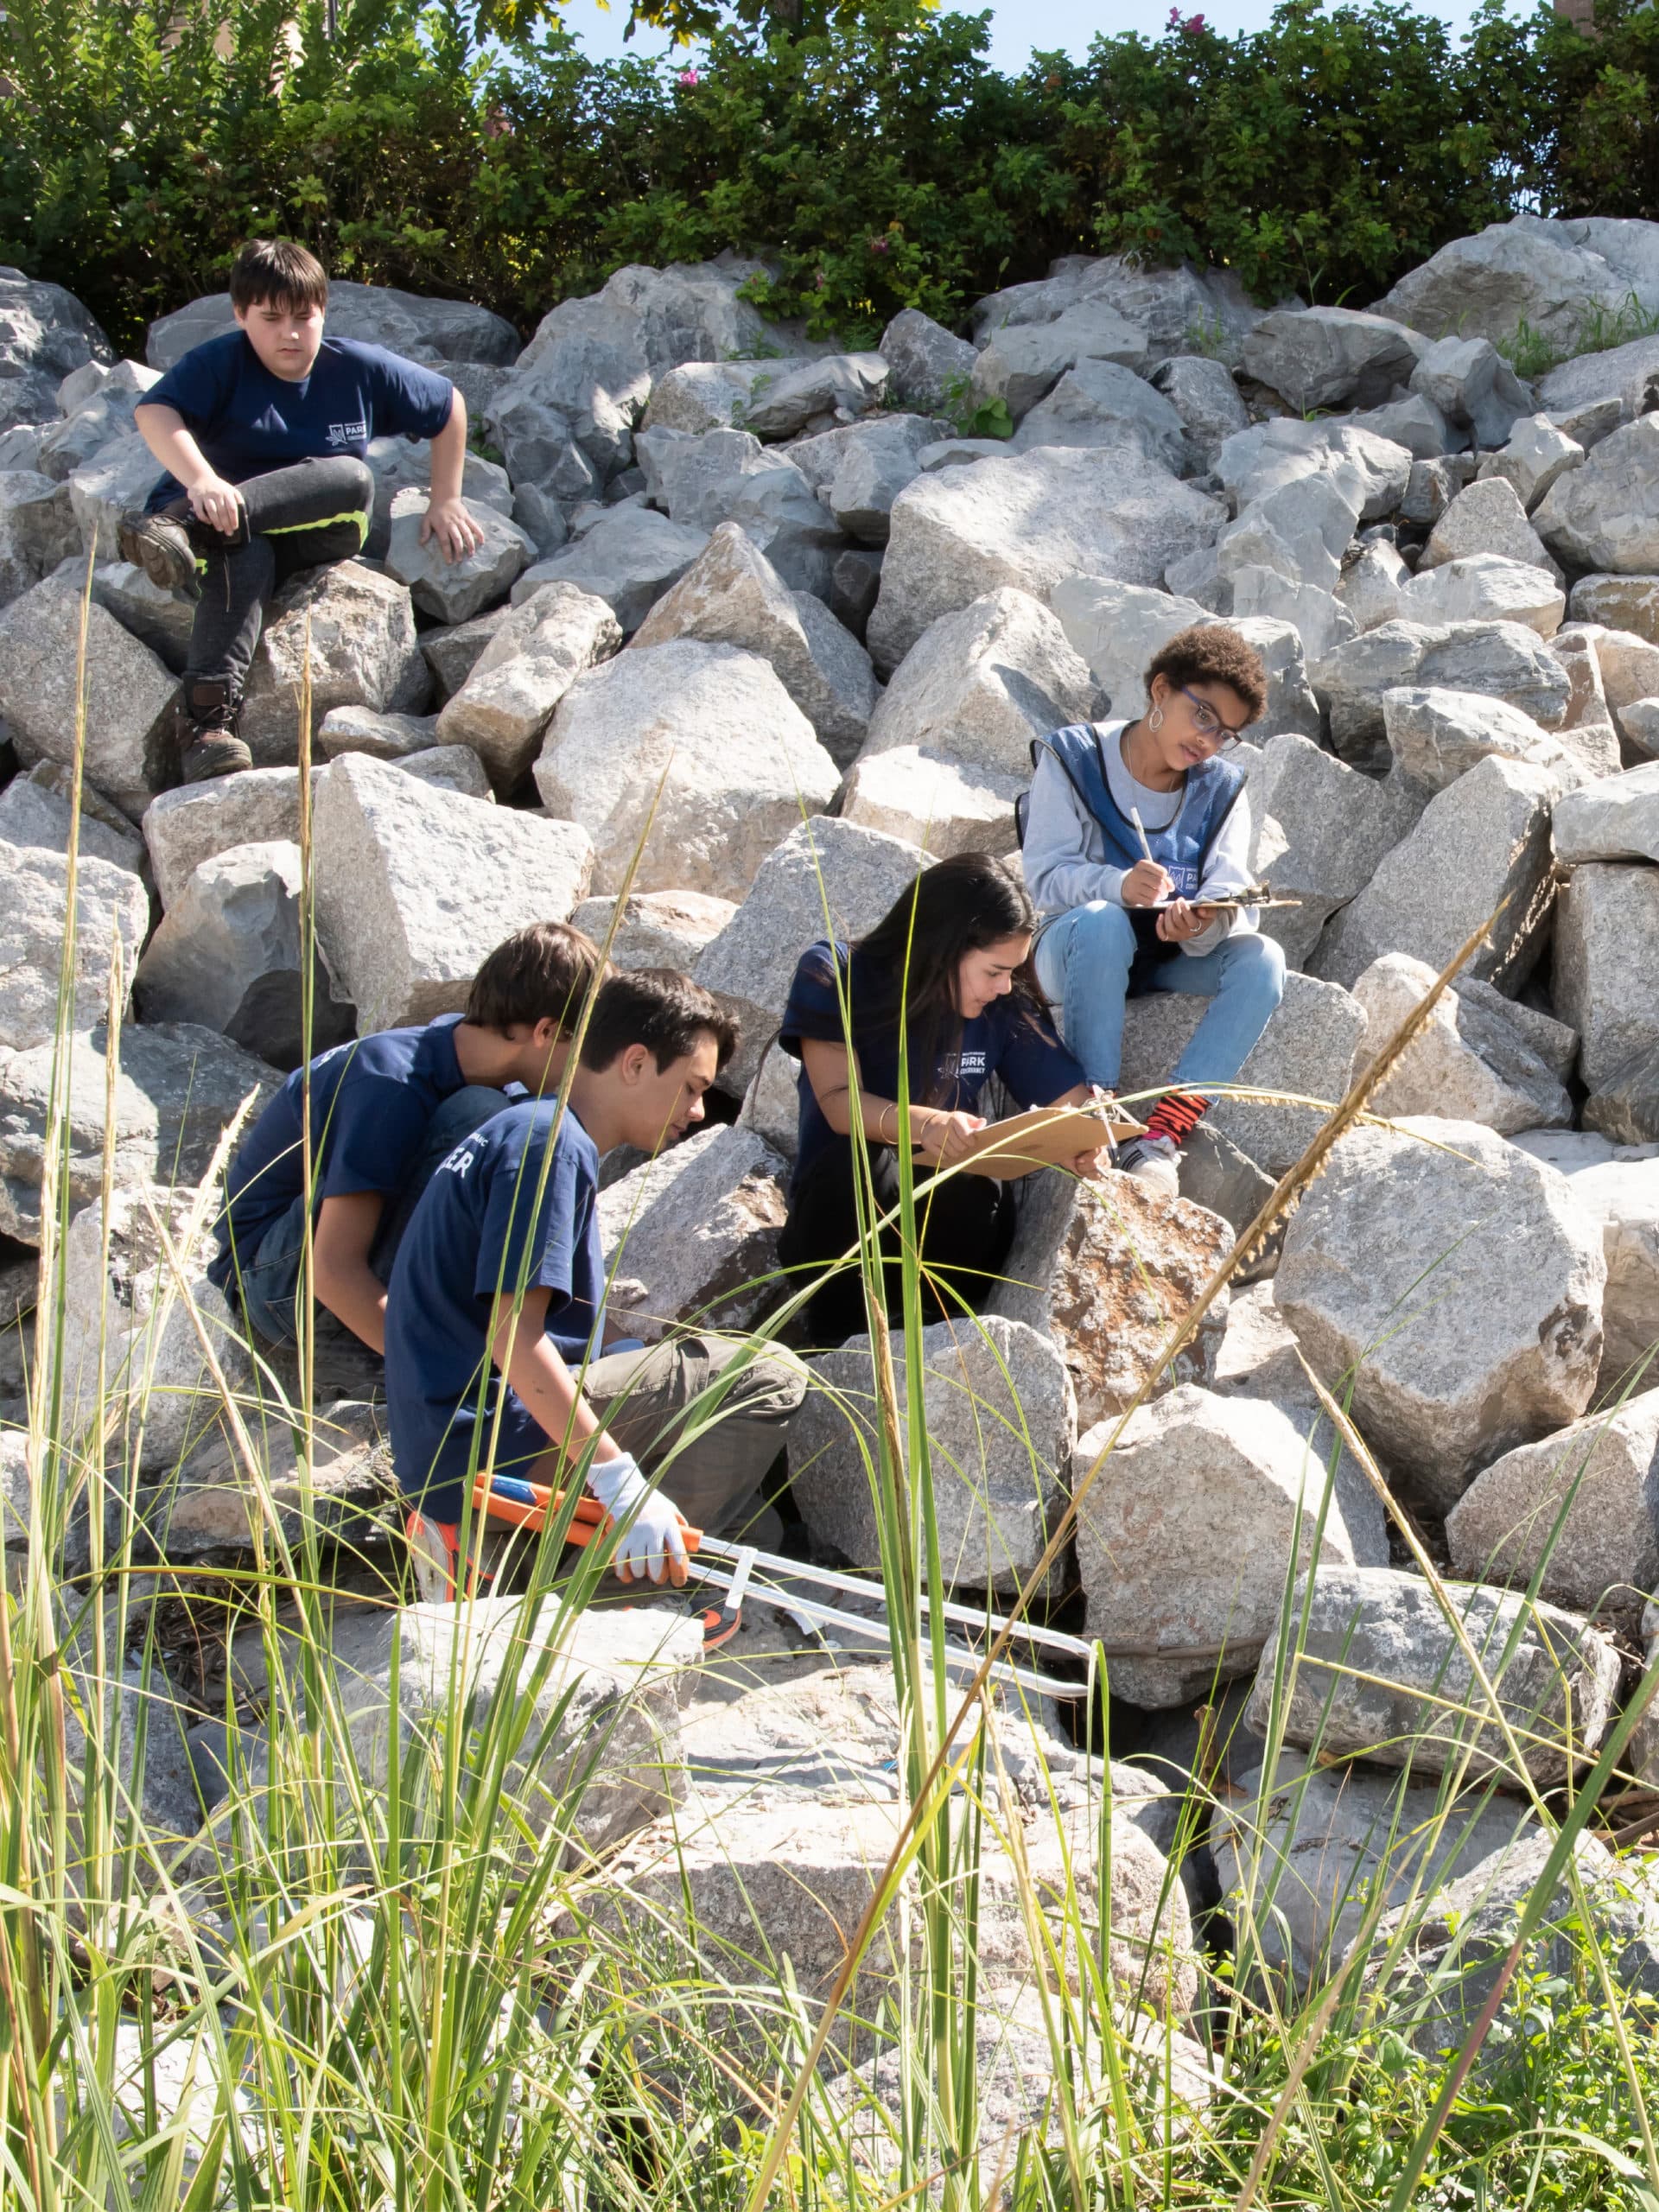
[534,638,838,903]
[1421,475,1559,579]
[146,281,518,372]
[362,435,513,562]
[0,760,146,874]
[1352,953,1573,1135]
[0,567,178,818]
[1408,334,1532,449]
[383,497,535,625]
[143,766,315,908]
[1011,358,1187,471]
[570,888,735,973]
[1554,861,1659,1118]
[842,747,1024,858]
[1047,577,1206,723]
[867,444,1224,674]
[1373,217,1634,351]
[36,363,160,483]
[0,841,150,1052]
[987,1167,1232,1433]
[1314,619,1571,770]
[808,413,950,543]
[1514,1132,1659,1388]
[791,1315,1074,1594]
[312,753,594,1034]
[858,586,1097,777]
[1554,760,1659,865]
[879,308,977,412]
[88,558,193,671]
[640,426,843,594]
[1218,474,1363,598]
[1243,732,1410,967]
[1215,417,1413,523]
[133,839,351,1071]
[969,302,1149,419]
[0,1021,280,1243]
[1149,353,1251,470]
[597,1123,787,1342]
[1073,1384,1385,1707]
[66,429,160,556]
[1245,1564,1620,1789]
[1570,572,1659,643]
[1274,1118,1606,1509]
[631,523,876,764]
[1534,414,1659,575]
[0,270,111,431]
[0,469,78,605]
[1540,333,1659,427]
[1241,307,1423,414]
[1446,1389,1659,1618]
[433,582,621,790]
[1382,683,1580,794]
[739,351,887,440]
[1402,554,1565,639]
[972,252,1268,368]
[1480,412,1585,512]
[511,506,710,634]
[1119,971,1363,1175]
[241,561,429,766]
[694,817,923,1091]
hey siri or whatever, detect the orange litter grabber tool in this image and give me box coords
[470,1472,1096,1697]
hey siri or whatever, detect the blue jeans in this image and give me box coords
[237,1084,508,1346]
[1033,905,1287,1097]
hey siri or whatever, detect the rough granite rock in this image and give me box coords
[241,562,429,766]
[0,760,146,873]
[420,605,514,700]
[1226,567,1355,666]
[1512,1132,1659,1386]
[817,414,951,543]
[1046,576,1204,724]
[1241,307,1423,414]
[737,351,888,441]
[313,753,594,1035]
[67,429,164,557]
[1554,761,1659,864]
[0,840,150,1051]
[142,766,315,909]
[1215,417,1413,523]
[1446,1389,1659,1618]
[133,839,352,1071]
[641,426,842,595]
[1149,354,1251,471]
[1336,391,1456,461]
[597,1123,787,1340]
[1219,474,1364,599]
[60,1182,251,1476]
[1408,334,1532,450]
[87,558,193,671]
[511,508,710,632]
[631,523,877,764]
[1400,554,1565,639]
[1534,414,1659,575]
[1382,683,1581,794]
[1274,1118,1606,1509]
[315,706,442,761]
[362,437,513,562]
[1312,755,1562,992]
[867,444,1224,674]
[987,1167,1231,1432]
[0,270,111,431]
[1570,573,1659,644]
[791,1315,1074,1594]
[1073,1384,1386,1707]
[1214,1748,1540,1992]
[1245,1564,1620,1789]
[1549,624,1625,779]
[0,567,178,818]
[0,468,78,604]
[384,497,536,625]
[1243,732,1408,966]
[1480,414,1585,513]
[1314,619,1571,770]
[1421,476,1560,580]
[969,302,1150,419]
[394,744,493,799]
[434,582,621,790]
[534,638,839,902]
[842,747,1024,857]
[1372,217,1635,352]
[1352,953,1573,1135]
[1120,971,1364,1174]
[1554,861,1659,1109]
[570,889,735,972]
[859,586,1098,776]
[1012,359,1188,472]
[694,817,924,1091]
[878,308,978,412]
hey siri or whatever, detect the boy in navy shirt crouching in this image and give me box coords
[385,969,805,1605]
[122,237,485,784]
[211,921,605,1356]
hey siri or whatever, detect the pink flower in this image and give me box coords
[677,67,701,85]
[483,103,513,138]
[869,236,889,254]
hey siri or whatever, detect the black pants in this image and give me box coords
[778,1142,1018,1348]
[187,455,375,692]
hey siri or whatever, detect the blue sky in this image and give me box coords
[566,0,1501,74]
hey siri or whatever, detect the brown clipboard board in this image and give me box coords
[918,1102,1147,1180]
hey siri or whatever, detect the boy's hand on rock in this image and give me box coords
[185,472,243,535]
[422,497,486,563]
[1122,860,1173,907]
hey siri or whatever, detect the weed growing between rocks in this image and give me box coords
[11,592,1659,2208]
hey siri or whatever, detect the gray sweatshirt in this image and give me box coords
[1022,719,1257,960]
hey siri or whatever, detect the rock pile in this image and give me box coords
[9,214,1659,2109]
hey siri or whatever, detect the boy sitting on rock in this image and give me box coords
[385,968,804,1608]
[211,921,604,1355]
[122,236,484,785]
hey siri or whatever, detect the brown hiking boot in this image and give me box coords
[118,506,201,601]
[178,679,253,783]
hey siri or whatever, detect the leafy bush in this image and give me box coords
[5,0,1659,357]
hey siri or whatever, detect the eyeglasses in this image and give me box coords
[1179,686,1247,753]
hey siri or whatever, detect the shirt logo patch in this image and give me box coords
[944,1049,988,1080]
[326,417,368,447]
[438,1142,476,1179]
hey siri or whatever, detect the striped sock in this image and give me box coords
[1145,1090,1208,1148]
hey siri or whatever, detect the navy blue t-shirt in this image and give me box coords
[208,1015,481,1290]
[384,1098,607,1516]
[142,331,454,511]
[779,939,1086,1188]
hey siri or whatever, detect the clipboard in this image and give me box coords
[1147,884,1303,916]
[919,1101,1147,1180]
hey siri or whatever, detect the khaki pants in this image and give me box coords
[534,1331,804,1541]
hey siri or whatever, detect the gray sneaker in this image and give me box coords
[1116,1135,1181,1198]
[118,507,201,601]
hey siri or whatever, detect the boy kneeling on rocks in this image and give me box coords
[385,969,805,1609]
[123,236,484,784]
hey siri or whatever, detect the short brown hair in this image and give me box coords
[229,239,329,318]
[1144,624,1268,724]
[581,969,738,1075]
[465,922,605,1034]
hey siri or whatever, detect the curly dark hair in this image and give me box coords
[1144,623,1268,722]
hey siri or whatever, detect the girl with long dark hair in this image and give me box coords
[776,852,1105,1345]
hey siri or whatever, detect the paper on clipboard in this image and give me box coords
[1146,882,1303,915]
[920,1101,1147,1180]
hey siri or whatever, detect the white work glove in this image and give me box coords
[585,1452,688,1584]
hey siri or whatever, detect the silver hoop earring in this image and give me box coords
[1148,706,1164,732]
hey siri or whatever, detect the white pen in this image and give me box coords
[1128,806,1155,864]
